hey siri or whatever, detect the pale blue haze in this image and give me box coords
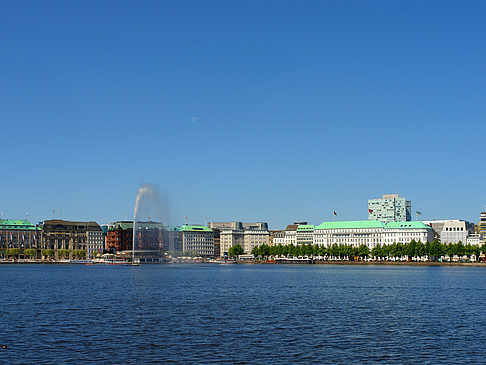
[1,1,485,228]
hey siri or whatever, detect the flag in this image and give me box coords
[334,211,337,216]
[185,216,188,219]
[416,211,422,215]
[369,209,373,214]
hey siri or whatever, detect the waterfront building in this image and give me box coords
[296,225,315,245]
[313,220,434,249]
[87,228,104,259]
[134,221,165,251]
[106,221,133,253]
[368,194,412,223]
[422,219,475,244]
[284,224,299,245]
[439,221,468,245]
[467,233,481,246]
[181,225,214,257]
[382,222,435,245]
[270,230,285,246]
[0,219,42,256]
[214,221,269,257]
[42,220,102,258]
[165,225,183,254]
[313,221,383,248]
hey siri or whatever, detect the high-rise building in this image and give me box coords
[477,211,486,242]
[368,194,411,223]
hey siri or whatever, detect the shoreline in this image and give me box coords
[1,260,486,267]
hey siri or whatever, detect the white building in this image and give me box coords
[440,221,468,244]
[313,220,434,249]
[382,222,435,245]
[87,229,104,259]
[270,230,285,246]
[181,225,214,257]
[313,221,383,248]
[296,225,315,245]
[217,222,269,257]
[467,234,481,246]
[284,224,298,245]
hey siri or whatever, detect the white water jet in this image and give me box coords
[132,184,166,262]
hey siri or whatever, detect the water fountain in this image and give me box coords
[132,184,166,264]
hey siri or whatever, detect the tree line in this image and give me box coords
[2,248,87,259]
[249,240,485,261]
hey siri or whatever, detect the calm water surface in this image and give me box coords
[0,264,485,364]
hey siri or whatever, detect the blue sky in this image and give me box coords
[1,0,485,228]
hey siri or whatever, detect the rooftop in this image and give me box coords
[0,219,40,231]
[297,224,315,231]
[384,221,432,229]
[181,225,213,233]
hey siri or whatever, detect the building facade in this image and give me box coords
[284,224,299,245]
[181,225,214,256]
[313,220,434,249]
[87,228,104,259]
[0,219,41,256]
[440,221,468,245]
[215,221,269,257]
[296,225,315,245]
[106,221,133,253]
[270,230,285,246]
[42,220,102,258]
[368,194,412,223]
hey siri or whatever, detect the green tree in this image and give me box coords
[24,248,38,259]
[6,248,20,258]
[415,241,425,258]
[58,249,71,259]
[251,246,260,259]
[229,244,244,259]
[357,244,370,259]
[428,239,443,260]
[42,249,55,259]
[73,249,86,259]
[371,244,382,258]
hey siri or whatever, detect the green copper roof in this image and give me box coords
[110,221,133,230]
[181,225,213,232]
[297,225,315,231]
[316,220,384,230]
[0,219,40,231]
[384,221,431,229]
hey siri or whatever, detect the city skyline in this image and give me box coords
[1,1,485,228]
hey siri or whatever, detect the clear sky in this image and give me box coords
[1,0,485,228]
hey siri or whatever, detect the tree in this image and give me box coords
[58,249,71,259]
[357,244,370,259]
[427,239,443,260]
[42,249,55,259]
[229,244,244,259]
[72,249,86,259]
[6,248,20,258]
[24,248,37,259]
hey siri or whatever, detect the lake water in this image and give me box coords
[0,264,485,364]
